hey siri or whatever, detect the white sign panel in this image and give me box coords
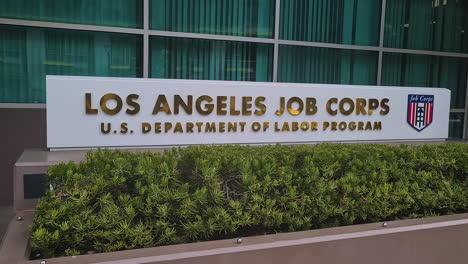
[46,76,450,149]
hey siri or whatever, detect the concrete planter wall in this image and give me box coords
[1,210,468,264]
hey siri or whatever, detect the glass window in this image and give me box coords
[280,0,381,46]
[0,0,143,28]
[384,0,468,53]
[449,113,464,139]
[381,52,467,109]
[150,0,275,38]
[0,25,142,103]
[150,37,273,82]
[278,45,378,85]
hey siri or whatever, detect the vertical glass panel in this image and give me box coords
[0,25,142,103]
[449,113,464,139]
[0,0,143,28]
[280,0,381,46]
[150,37,273,82]
[150,0,275,38]
[384,0,468,53]
[381,52,467,109]
[278,45,378,85]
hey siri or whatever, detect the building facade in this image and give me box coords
[0,0,467,205]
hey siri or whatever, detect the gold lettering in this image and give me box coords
[242,97,252,116]
[380,98,390,115]
[101,122,111,134]
[186,122,194,133]
[126,94,140,115]
[254,97,266,116]
[368,99,379,115]
[355,98,367,115]
[155,123,161,133]
[338,122,346,131]
[153,95,171,115]
[174,95,193,115]
[164,122,172,132]
[331,122,337,131]
[228,122,237,132]
[275,97,285,116]
[196,96,214,115]
[230,97,240,116]
[358,122,364,130]
[326,98,338,115]
[274,122,280,131]
[373,121,382,130]
[287,97,304,116]
[239,122,246,132]
[85,93,98,114]
[252,122,261,132]
[217,96,228,115]
[305,98,317,115]
[339,98,354,115]
[196,122,203,132]
[100,93,123,115]
[174,122,183,133]
[120,123,128,134]
[311,122,318,131]
[291,122,299,131]
[219,122,226,132]
[142,123,151,134]
[205,122,216,132]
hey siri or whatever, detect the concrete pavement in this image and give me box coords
[0,207,13,245]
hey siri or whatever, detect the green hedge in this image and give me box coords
[30,143,468,258]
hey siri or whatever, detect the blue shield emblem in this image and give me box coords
[407,94,434,131]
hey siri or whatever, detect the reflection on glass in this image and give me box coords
[278,45,378,85]
[0,0,143,28]
[150,0,275,38]
[382,53,468,109]
[384,0,468,53]
[280,0,381,46]
[0,25,142,103]
[449,113,464,139]
[150,37,273,82]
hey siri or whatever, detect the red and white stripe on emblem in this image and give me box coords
[409,103,412,124]
[426,103,432,125]
[410,102,416,125]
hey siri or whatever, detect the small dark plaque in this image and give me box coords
[23,174,47,199]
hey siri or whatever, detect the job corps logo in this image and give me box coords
[407,94,434,131]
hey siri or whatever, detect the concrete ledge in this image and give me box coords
[2,212,468,264]
[0,207,14,246]
[15,148,170,167]
[0,210,34,263]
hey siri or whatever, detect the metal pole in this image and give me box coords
[377,0,387,85]
[272,0,281,82]
[464,74,468,138]
[143,0,149,78]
